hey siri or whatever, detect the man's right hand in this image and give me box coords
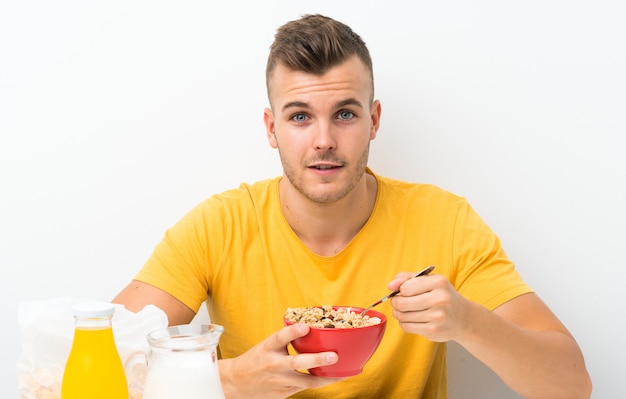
[218,323,344,399]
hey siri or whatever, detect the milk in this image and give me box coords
[142,350,225,399]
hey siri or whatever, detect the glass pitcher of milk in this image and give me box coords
[141,323,226,399]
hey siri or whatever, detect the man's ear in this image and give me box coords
[370,99,382,140]
[263,107,278,148]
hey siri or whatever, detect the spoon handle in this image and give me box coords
[360,265,435,316]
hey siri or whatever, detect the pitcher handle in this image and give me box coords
[124,350,148,399]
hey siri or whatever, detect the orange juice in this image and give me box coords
[61,303,128,399]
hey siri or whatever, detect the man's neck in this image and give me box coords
[279,173,378,256]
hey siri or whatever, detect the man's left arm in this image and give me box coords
[389,275,592,399]
[462,292,591,399]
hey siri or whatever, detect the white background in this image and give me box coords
[1,1,624,398]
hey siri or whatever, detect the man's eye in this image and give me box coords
[291,113,308,123]
[337,111,354,120]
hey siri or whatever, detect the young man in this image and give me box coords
[114,14,591,398]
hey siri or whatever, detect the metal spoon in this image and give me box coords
[359,265,435,316]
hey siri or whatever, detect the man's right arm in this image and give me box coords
[112,280,197,326]
[113,280,341,399]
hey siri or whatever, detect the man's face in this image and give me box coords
[264,56,381,204]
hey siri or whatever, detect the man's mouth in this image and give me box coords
[312,165,340,170]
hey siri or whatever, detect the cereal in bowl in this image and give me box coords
[285,306,381,328]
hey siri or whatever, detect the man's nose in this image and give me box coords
[313,122,336,150]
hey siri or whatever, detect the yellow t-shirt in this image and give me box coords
[135,170,532,398]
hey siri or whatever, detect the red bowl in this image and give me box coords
[284,306,387,377]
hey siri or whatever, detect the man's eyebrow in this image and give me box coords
[335,98,364,109]
[282,101,309,112]
[281,98,364,112]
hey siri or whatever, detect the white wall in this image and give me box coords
[1,1,624,397]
